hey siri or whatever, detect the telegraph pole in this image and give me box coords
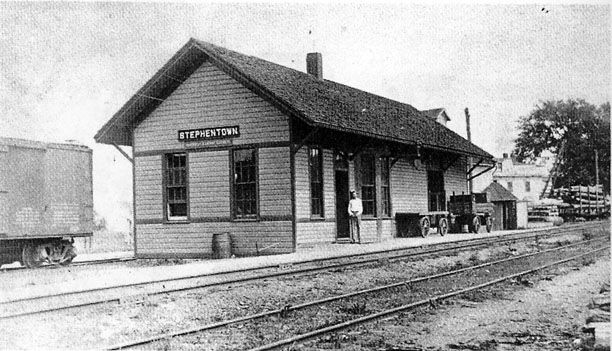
[595,149,600,216]
[465,108,473,193]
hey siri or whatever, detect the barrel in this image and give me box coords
[212,232,232,259]
[461,224,469,233]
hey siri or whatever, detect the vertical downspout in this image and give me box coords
[131,134,138,258]
[289,116,297,252]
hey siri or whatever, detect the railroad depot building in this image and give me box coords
[95,39,493,258]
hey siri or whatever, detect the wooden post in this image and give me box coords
[579,185,582,216]
[465,108,473,193]
[587,185,591,217]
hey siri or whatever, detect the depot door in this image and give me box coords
[335,170,350,239]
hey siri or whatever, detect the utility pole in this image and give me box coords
[595,149,600,216]
[465,108,473,193]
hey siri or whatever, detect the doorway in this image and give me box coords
[335,170,350,239]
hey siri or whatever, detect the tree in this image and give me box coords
[513,99,610,194]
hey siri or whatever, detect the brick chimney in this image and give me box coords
[306,53,322,79]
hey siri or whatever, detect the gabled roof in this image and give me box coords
[483,181,518,202]
[95,38,492,159]
[422,108,451,122]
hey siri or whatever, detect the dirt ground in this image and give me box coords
[0,234,607,350]
[315,253,610,351]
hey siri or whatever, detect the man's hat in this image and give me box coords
[350,190,356,193]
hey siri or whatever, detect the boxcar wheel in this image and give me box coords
[22,244,44,269]
[438,218,448,236]
[485,217,493,233]
[419,217,430,238]
[471,216,481,234]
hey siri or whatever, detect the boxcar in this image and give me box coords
[0,138,93,267]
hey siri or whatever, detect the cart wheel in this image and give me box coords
[419,217,430,238]
[59,242,76,266]
[471,216,481,234]
[21,243,44,269]
[485,217,493,233]
[438,218,448,236]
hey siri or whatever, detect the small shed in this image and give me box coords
[483,181,518,231]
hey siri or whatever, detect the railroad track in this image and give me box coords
[0,256,136,272]
[0,222,605,320]
[106,236,610,350]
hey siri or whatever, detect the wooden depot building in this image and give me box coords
[95,38,494,259]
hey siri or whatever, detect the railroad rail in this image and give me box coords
[0,222,605,320]
[106,237,609,350]
[249,245,609,351]
[0,256,135,272]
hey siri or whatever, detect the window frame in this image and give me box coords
[230,148,259,221]
[380,156,392,217]
[308,146,324,218]
[360,154,377,217]
[163,152,189,222]
[507,181,513,193]
[525,180,531,192]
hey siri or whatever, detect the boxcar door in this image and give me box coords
[9,145,46,237]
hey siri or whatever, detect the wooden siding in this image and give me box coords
[389,158,428,214]
[137,221,292,257]
[380,219,396,240]
[133,60,289,153]
[294,147,337,245]
[134,146,292,258]
[322,150,336,219]
[259,147,292,218]
[296,222,336,245]
[189,150,229,218]
[359,220,378,243]
[134,155,163,221]
[294,147,309,219]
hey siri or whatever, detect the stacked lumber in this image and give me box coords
[550,185,610,219]
[528,200,563,225]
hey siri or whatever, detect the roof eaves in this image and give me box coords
[313,120,492,159]
[94,39,204,145]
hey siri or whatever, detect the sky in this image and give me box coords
[0,2,609,230]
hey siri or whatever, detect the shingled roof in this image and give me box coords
[483,181,518,202]
[95,38,492,159]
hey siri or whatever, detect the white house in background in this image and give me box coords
[472,153,554,203]
[491,153,553,202]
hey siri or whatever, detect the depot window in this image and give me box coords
[380,157,391,217]
[164,153,188,221]
[309,147,324,217]
[232,148,258,219]
[361,154,376,216]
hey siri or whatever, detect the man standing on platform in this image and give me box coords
[348,190,362,243]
